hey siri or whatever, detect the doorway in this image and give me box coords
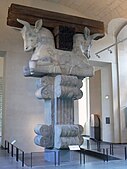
[78,61,113,142]
[89,69,102,140]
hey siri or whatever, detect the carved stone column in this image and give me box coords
[34,75,84,149]
[54,75,83,124]
[14,18,98,150]
[54,75,83,149]
[34,76,54,148]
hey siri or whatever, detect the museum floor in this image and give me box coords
[1,146,127,169]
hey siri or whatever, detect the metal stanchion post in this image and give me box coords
[54,151,56,166]
[103,148,105,162]
[7,142,9,153]
[112,144,114,155]
[16,148,18,161]
[31,152,32,168]
[22,151,24,167]
[11,145,13,157]
[125,147,127,160]
[83,153,85,164]
[106,148,108,162]
[80,151,82,164]
[58,151,60,166]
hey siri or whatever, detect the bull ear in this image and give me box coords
[91,33,104,40]
[17,18,31,29]
[34,19,43,32]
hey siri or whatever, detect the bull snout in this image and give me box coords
[24,46,31,52]
[24,47,28,51]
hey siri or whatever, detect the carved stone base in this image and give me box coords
[54,124,83,149]
[34,124,53,148]
[44,149,80,165]
[34,75,84,149]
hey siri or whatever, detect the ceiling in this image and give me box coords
[45,0,127,29]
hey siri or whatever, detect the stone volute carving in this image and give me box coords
[17,18,101,149]
[54,75,83,100]
[35,76,54,99]
[34,124,53,148]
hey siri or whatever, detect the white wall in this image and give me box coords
[89,70,101,116]
[3,51,45,152]
[86,61,115,142]
[92,44,120,143]
[0,57,4,77]
[101,64,114,142]
[78,78,90,135]
[88,18,127,143]
[117,25,127,143]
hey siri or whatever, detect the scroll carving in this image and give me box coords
[55,75,83,100]
[54,124,83,149]
[35,76,54,99]
[34,124,53,148]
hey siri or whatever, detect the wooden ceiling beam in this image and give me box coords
[7,3,105,50]
[7,3,104,35]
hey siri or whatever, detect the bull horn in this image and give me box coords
[17,18,31,29]
[91,33,104,40]
[84,27,90,40]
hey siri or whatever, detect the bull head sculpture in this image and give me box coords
[17,19,43,51]
[80,27,103,59]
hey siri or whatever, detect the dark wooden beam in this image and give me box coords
[7,3,104,34]
[7,3,105,51]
